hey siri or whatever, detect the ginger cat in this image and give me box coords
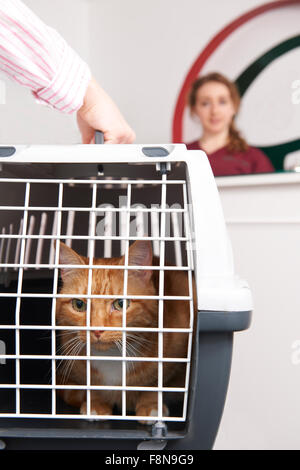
[55,240,195,421]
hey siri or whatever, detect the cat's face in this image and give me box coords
[56,241,157,351]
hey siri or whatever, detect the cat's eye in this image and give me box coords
[112,299,130,311]
[71,299,87,312]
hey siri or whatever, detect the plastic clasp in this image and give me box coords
[142,147,169,157]
[0,147,16,157]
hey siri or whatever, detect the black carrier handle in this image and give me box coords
[95,130,104,145]
[95,131,104,175]
[0,147,16,157]
[95,129,170,159]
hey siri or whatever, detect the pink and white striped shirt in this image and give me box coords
[0,0,91,114]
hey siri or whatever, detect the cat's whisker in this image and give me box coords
[56,336,80,356]
[49,338,80,383]
[116,336,139,355]
[57,330,78,339]
[124,344,137,374]
[125,343,136,356]
[59,352,78,385]
[115,340,122,354]
[64,341,84,383]
[46,334,80,386]
[56,335,84,384]
[126,333,153,346]
[114,339,136,374]
[126,342,140,357]
[126,334,153,355]
[127,333,153,345]
[57,334,78,348]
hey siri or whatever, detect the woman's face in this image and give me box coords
[193,81,236,135]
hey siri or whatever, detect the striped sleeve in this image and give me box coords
[0,0,91,114]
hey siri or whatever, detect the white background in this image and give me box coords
[1,0,300,450]
[0,0,268,145]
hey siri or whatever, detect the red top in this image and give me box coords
[186,140,275,177]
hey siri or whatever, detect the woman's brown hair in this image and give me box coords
[188,72,248,153]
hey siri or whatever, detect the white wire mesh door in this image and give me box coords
[0,170,195,424]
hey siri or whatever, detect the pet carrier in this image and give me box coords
[0,133,252,450]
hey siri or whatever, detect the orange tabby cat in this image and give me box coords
[55,240,195,421]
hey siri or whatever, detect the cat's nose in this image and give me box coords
[93,330,104,339]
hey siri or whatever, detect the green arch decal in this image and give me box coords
[235,35,300,171]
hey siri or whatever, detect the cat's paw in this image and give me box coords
[136,403,169,425]
[57,388,85,408]
[80,400,112,420]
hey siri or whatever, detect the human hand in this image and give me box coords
[77,76,135,144]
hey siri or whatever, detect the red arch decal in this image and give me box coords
[172,0,300,143]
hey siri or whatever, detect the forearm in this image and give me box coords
[0,0,90,113]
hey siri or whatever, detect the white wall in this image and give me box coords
[88,0,265,144]
[0,0,264,144]
[214,174,300,450]
[0,0,91,144]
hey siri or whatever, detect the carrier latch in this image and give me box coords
[156,162,171,175]
[137,421,168,450]
[142,147,169,157]
[0,147,15,157]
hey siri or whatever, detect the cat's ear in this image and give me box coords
[128,240,153,282]
[55,241,85,280]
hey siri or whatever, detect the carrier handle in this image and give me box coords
[95,130,104,145]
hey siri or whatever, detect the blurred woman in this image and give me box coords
[186,72,274,176]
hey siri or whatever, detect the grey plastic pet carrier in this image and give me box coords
[0,135,252,450]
